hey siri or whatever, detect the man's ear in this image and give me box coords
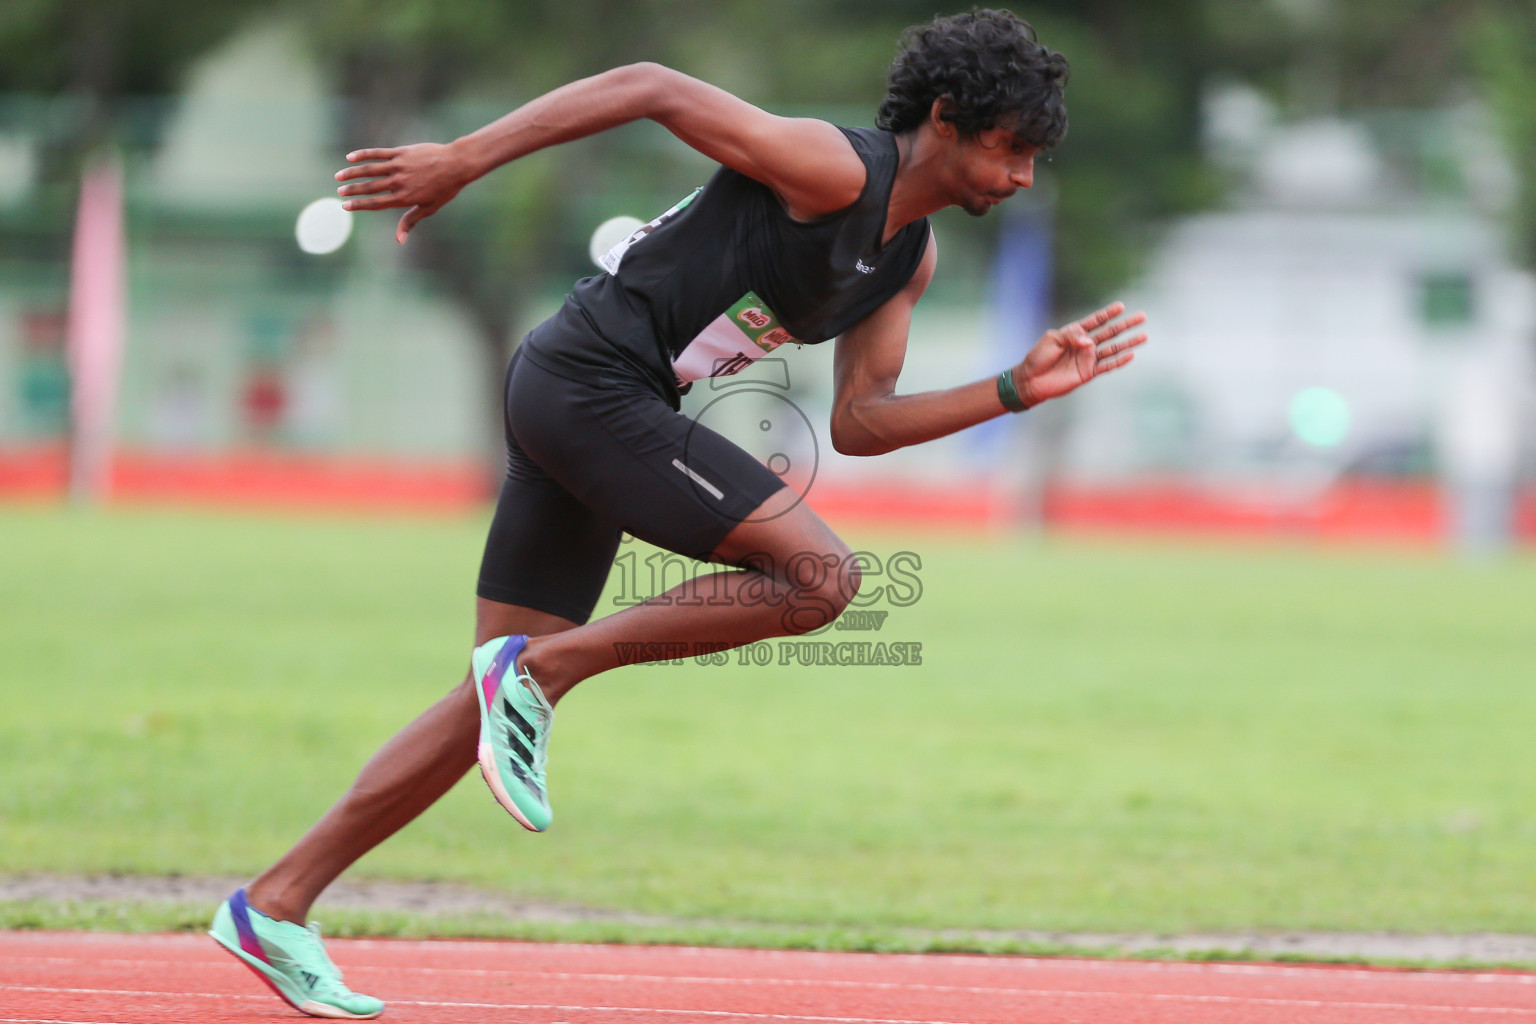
[928,96,957,139]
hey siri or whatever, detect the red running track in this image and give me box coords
[3,932,1536,1024]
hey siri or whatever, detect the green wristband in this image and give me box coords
[996,370,1028,413]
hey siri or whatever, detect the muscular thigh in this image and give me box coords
[475,444,626,625]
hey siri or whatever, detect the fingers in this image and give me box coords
[1092,332,1147,376]
[396,206,426,243]
[335,150,402,191]
[1060,322,1098,347]
[340,192,407,212]
[336,153,398,182]
[1095,331,1148,360]
[1073,301,1125,332]
[345,148,403,163]
[1094,350,1136,375]
[336,163,390,183]
[335,150,399,202]
[335,160,401,209]
[337,177,397,198]
[1091,310,1146,344]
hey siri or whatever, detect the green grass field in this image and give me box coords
[3,504,1535,942]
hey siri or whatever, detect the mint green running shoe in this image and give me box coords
[209,888,384,1019]
[472,634,554,831]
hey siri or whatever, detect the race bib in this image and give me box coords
[673,292,800,385]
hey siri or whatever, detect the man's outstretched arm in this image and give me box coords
[335,62,867,242]
[831,235,1147,457]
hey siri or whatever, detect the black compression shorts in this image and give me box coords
[475,343,788,624]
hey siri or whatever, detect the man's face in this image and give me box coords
[950,126,1038,217]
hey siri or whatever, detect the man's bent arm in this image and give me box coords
[832,237,991,456]
[337,62,866,240]
[831,236,1147,456]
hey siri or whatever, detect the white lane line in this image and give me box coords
[8,955,1536,998]
[7,937,1536,988]
[20,958,1533,1005]
[330,939,1536,986]
[4,981,1536,1018]
[0,990,976,1024]
[341,965,1536,1001]
[11,949,1536,991]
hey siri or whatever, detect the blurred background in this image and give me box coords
[2,0,1535,550]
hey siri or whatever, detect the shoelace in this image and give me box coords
[274,922,353,996]
[514,671,552,776]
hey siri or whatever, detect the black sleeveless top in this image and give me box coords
[522,126,930,406]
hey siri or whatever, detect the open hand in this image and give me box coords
[1014,302,1147,407]
[334,143,470,243]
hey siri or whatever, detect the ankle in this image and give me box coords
[519,637,564,695]
[244,883,307,925]
[523,650,576,708]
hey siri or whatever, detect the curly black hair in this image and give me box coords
[877,9,1069,149]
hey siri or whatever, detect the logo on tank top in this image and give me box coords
[855,259,876,274]
[736,307,772,330]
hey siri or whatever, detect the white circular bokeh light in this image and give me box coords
[589,215,644,269]
[296,198,354,255]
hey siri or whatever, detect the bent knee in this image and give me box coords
[779,546,860,634]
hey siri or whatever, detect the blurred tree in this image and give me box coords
[1025,2,1220,311]
[1198,0,1534,270]
[0,0,282,490]
[289,0,731,441]
[0,0,279,162]
[1205,0,1489,112]
[1473,3,1536,269]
